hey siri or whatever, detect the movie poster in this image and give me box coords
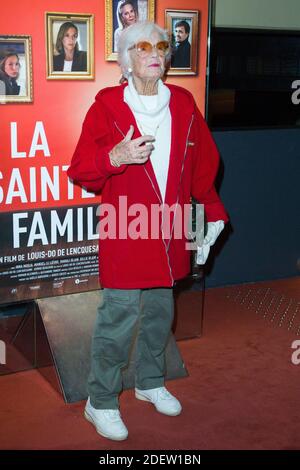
[0,121,100,304]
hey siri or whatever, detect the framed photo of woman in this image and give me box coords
[165,10,199,76]
[0,35,32,103]
[105,0,155,61]
[46,12,94,79]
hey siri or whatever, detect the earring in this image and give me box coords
[127,67,132,73]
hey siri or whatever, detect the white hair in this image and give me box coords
[118,21,171,79]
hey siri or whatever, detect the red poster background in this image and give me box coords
[0,0,209,303]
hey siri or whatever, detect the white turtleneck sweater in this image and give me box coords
[124,76,171,202]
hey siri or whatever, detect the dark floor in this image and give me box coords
[0,277,300,450]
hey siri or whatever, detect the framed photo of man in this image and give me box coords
[165,10,199,76]
[105,0,155,61]
[46,12,94,79]
[0,35,32,103]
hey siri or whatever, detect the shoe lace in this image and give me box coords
[103,410,121,422]
[157,387,173,400]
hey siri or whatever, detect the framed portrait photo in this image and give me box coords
[0,35,32,104]
[105,0,155,61]
[46,12,94,79]
[165,10,199,76]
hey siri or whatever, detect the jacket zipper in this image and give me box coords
[166,113,194,252]
[114,121,125,138]
[142,113,194,285]
[143,167,173,285]
[113,115,194,286]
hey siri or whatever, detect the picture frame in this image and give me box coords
[105,0,155,61]
[165,9,199,76]
[46,12,94,79]
[0,35,33,104]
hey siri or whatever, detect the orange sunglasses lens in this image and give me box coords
[136,41,169,55]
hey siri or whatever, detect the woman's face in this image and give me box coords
[62,27,78,52]
[121,4,136,27]
[130,33,166,82]
[4,55,20,78]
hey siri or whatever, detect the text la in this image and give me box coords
[10,121,50,158]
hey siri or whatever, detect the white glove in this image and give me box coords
[196,220,225,265]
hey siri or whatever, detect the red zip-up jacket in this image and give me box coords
[67,83,229,288]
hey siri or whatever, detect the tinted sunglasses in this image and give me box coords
[128,40,170,57]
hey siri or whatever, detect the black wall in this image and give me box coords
[205,128,300,287]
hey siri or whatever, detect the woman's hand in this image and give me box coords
[109,125,155,167]
[196,220,225,265]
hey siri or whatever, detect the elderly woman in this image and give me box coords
[0,52,21,95]
[68,21,229,441]
[114,0,138,52]
[53,21,87,72]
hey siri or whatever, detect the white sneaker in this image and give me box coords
[84,397,128,441]
[135,386,182,416]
